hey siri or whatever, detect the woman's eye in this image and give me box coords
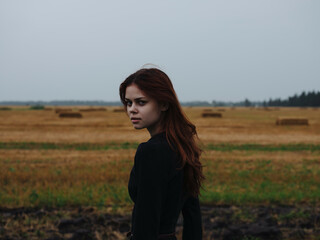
[138,101,146,106]
[126,101,132,106]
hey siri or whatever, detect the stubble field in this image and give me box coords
[1,106,320,239]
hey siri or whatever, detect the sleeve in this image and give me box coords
[182,196,203,240]
[132,143,167,240]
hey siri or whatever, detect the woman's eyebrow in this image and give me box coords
[125,97,146,101]
[134,97,146,101]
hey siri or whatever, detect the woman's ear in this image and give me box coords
[160,102,169,112]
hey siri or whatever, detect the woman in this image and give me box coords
[119,68,204,240]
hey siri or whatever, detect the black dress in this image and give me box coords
[128,132,202,240]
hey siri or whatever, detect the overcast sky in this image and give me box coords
[0,0,319,102]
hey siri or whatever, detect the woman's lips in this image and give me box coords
[131,118,141,123]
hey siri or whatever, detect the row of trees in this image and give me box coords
[213,91,320,107]
[263,91,320,107]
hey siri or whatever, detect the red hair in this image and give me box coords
[119,68,205,197]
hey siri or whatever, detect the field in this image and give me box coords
[1,106,320,239]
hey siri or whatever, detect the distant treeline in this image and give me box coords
[1,91,319,107]
[213,90,320,107]
[263,91,320,107]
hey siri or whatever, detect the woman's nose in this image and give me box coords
[128,103,137,113]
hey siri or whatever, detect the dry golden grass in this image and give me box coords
[1,106,320,207]
[1,146,319,207]
[0,106,320,144]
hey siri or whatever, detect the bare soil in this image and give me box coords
[1,205,320,240]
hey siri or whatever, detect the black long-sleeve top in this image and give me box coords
[128,132,202,240]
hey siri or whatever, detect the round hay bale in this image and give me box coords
[202,112,222,118]
[59,112,82,118]
[0,107,11,111]
[276,117,308,126]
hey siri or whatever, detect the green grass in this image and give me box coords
[206,143,320,152]
[1,156,320,208]
[199,156,320,205]
[0,184,132,208]
[1,142,320,152]
[200,185,320,205]
[1,142,320,208]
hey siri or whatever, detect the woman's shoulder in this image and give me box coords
[134,132,180,179]
[135,132,177,166]
[137,132,172,155]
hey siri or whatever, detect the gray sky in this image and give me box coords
[1,0,319,102]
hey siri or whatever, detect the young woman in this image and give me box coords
[119,68,205,240]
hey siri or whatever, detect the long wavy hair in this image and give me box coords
[119,68,205,197]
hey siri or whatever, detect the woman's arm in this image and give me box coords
[132,143,166,240]
[182,196,203,240]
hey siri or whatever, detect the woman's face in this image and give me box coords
[124,84,167,137]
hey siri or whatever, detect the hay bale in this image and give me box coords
[55,108,72,114]
[59,112,82,118]
[217,108,225,112]
[202,112,222,118]
[203,108,213,112]
[276,117,308,125]
[0,107,11,111]
[113,108,125,112]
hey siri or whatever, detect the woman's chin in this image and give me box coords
[133,125,144,130]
